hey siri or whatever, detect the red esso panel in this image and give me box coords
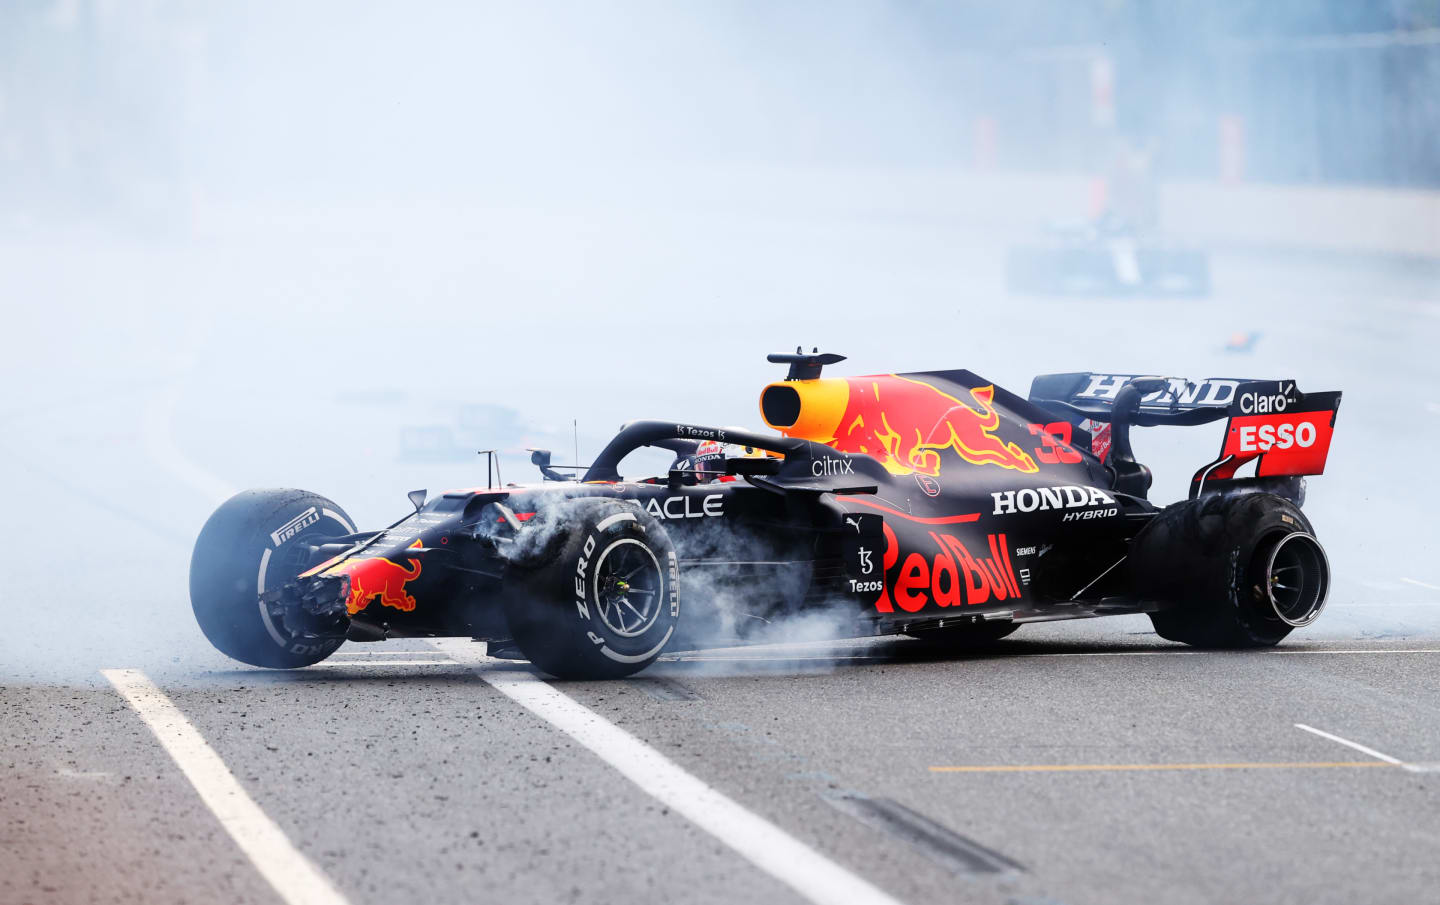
[1221,413,1334,476]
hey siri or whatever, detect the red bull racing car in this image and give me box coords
[191,352,1341,678]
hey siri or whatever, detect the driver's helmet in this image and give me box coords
[671,439,728,483]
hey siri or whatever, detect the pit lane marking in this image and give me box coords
[432,639,906,905]
[101,669,352,905]
[928,762,1395,773]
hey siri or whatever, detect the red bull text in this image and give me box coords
[873,523,1023,613]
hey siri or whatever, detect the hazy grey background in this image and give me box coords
[2,0,1438,681]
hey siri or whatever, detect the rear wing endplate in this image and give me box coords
[1028,373,1341,494]
[1190,381,1341,496]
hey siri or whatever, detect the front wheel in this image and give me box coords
[502,499,679,679]
[190,489,356,668]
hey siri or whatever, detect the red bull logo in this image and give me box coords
[872,524,1022,614]
[323,540,424,615]
[833,377,1037,475]
[763,373,1038,475]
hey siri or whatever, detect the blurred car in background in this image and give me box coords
[1007,216,1211,297]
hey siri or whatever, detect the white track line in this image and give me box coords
[1400,577,1440,592]
[664,649,1440,664]
[141,383,239,504]
[331,650,450,656]
[1294,723,1405,766]
[310,660,463,668]
[1355,579,1398,591]
[432,640,905,905]
[1270,649,1440,655]
[663,654,887,662]
[141,318,240,505]
[1330,603,1439,608]
[992,650,1202,658]
[1023,649,1440,658]
[102,669,351,905]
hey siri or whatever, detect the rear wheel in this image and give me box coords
[190,489,356,668]
[502,499,679,679]
[1134,492,1329,647]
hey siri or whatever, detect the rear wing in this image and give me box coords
[1029,373,1250,424]
[1029,372,1341,497]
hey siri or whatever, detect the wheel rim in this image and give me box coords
[1262,532,1330,627]
[592,538,663,638]
[256,509,356,646]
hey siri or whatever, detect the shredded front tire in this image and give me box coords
[190,489,355,668]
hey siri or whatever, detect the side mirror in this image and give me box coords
[725,457,781,477]
[407,488,427,511]
[528,448,571,482]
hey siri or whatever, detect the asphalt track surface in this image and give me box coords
[4,211,1440,905]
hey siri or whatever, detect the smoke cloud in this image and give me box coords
[4,1,1438,683]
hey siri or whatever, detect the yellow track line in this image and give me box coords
[929,761,1396,773]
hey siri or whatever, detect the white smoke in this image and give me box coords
[5,2,1439,685]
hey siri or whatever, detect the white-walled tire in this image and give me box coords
[502,499,679,679]
[190,489,356,668]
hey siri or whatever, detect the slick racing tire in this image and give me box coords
[190,489,356,668]
[1133,492,1329,648]
[503,499,679,680]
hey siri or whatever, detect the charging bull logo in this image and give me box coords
[324,540,424,615]
[833,376,1038,476]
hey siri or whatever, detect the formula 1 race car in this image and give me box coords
[1007,219,1210,298]
[191,352,1341,678]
